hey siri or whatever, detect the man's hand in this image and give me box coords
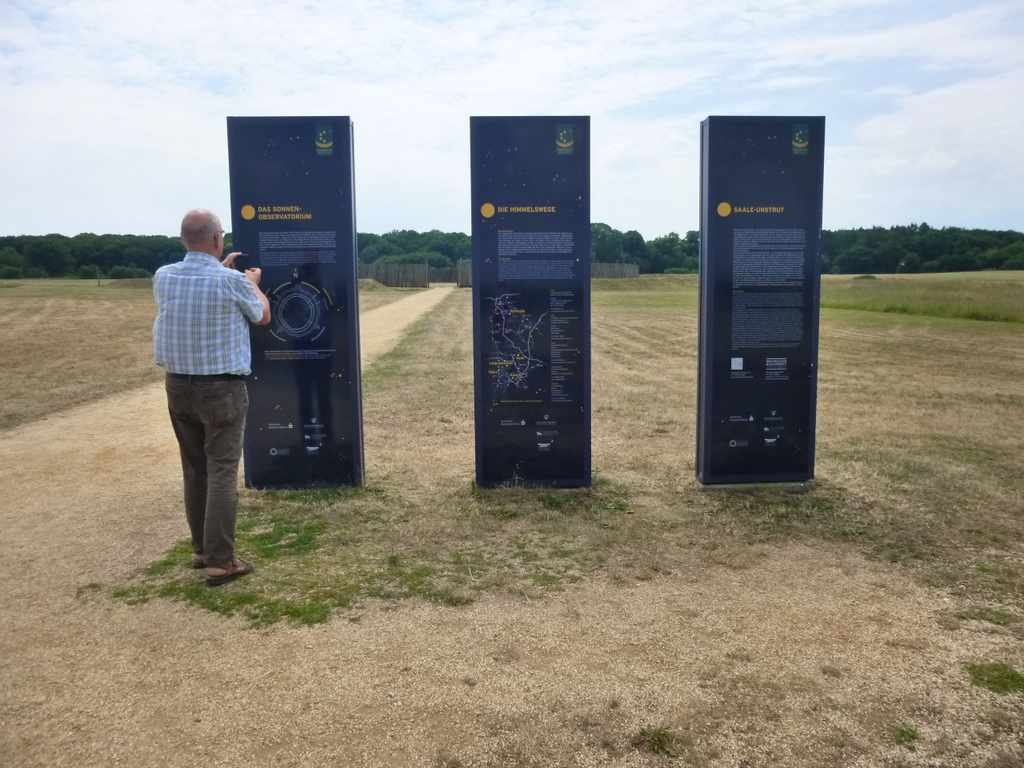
[221,251,243,269]
[245,268,271,324]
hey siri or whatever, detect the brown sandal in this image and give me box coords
[205,558,254,586]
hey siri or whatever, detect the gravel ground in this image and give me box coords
[1,286,1021,767]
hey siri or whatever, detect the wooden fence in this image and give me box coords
[592,262,640,279]
[358,263,429,288]
[428,267,458,283]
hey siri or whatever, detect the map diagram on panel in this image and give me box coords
[267,272,333,343]
[487,293,546,393]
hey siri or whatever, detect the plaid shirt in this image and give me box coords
[153,251,266,375]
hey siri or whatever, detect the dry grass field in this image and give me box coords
[2,273,1023,766]
[0,278,411,430]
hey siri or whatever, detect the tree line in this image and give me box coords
[1,222,1021,279]
[821,223,1024,273]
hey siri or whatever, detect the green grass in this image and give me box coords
[892,723,920,744]
[954,606,1019,627]
[821,272,1024,323]
[593,271,1024,321]
[633,725,678,757]
[965,662,1024,694]
[112,479,634,626]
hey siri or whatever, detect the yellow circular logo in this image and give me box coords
[241,205,256,220]
[481,203,496,218]
[717,202,732,217]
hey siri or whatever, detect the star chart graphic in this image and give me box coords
[267,274,332,342]
[487,293,546,393]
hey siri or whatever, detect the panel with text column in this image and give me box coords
[697,116,825,484]
[470,116,591,488]
[227,116,364,488]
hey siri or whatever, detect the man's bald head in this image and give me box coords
[180,209,223,251]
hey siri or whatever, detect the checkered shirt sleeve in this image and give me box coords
[153,252,266,375]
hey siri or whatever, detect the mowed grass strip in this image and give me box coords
[107,276,1024,627]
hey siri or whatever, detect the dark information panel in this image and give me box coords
[470,116,591,487]
[697,116,825,484]
[227,116,364,488]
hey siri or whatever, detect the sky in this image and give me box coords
[1,0,1022,240]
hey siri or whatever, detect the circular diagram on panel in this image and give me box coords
[268,278,332,342]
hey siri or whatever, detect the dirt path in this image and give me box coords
[0,285,1020,767]
[0,286,454,575]
[358,287,453,367]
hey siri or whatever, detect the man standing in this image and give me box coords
[153,209,270,586]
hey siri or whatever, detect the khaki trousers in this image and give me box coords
[165,375,248,568]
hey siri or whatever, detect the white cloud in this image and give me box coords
[826,66,1024,229]
[1,0,1022,237]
